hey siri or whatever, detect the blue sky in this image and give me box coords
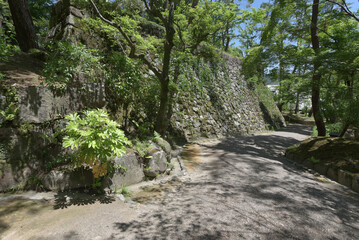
[232,0,359,47]
[239,0,359,10]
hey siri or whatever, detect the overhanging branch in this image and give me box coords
[89,0,162,79]
[325,0,359,22]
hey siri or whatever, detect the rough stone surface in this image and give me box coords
[352,174,359,193]
[170,53,286,141]
[326,167,338,182]
[115,194,125,202]
[18,84,106,123]
[338,170,353,188]
[0,162,32,192]
[154,138,171,155]
[302,160,314,169]
[144,150,168,178]
[42,168,94,191]
[48,0,104,49]
[104,154,144,190]
[313,163,329,176]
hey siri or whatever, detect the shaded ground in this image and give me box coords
[0,53,44,86]
[1,124,359,239]
[283,113,315,126]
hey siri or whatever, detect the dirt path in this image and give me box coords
[1,124,359,240]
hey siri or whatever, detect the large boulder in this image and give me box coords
[143,146,168,178]
[154,138,172,160]
[104,153,145,190]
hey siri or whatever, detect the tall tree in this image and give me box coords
[89,0,231,136]
[311,0,326,136]
[7,0,38,52]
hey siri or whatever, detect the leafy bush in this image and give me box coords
[0,30,18,62]
[41,42,104,90]
[0,87,19,126]
[312,123,342,137]
[62,109,131,177]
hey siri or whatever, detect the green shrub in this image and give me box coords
[0,87,19,126]
[312,123,342,137]
[0,29,18,62]
[41,42,104,90]
[309,156,320,164]
[62,109,131,177]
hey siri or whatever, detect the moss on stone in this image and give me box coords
[286,138,359,173]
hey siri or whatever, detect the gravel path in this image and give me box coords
[2,124,359,240]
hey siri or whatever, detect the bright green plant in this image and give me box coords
[62,109,131,177]
[0,87,19,126]
[0,103,18,122]
[120,184,130,196]
[0,30,18,62]
[309,156,320,164]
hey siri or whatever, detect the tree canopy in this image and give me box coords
[1,0,359,137]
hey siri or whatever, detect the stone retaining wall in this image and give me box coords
[171,53,285,141]
[286,152,359,193]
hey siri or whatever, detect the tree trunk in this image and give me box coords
[155,78,170,136]
[278,56,284,112]
[7,0,38,52]
[311,0,326,136]
[224,23,230,52]
[339,73,355,137]
[154,0,175,136]
[294,91,300,114]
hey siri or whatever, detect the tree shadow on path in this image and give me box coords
[110,124,359,240]
[53,190,115,209]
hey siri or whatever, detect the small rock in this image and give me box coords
[171,175,181,182]
[125,200,136,205]
[116,194,125,202]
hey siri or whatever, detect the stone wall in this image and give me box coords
[18,83,106,123]
[170,53,285,141]
[0,84,106,191]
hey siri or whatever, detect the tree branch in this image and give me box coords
[325,0,359,22]
[89,0,162,79]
